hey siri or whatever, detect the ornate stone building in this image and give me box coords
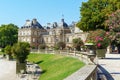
[18,18,88,48]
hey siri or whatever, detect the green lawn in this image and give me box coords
[28,53,85,80]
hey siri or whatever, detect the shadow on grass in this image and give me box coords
[34,61,47,74]
[35,60,43,64]
[41,70,47,74]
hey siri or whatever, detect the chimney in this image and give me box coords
[32,18,37,22]
[61,18,64,22]
[32,18,37,25]
[26,19,30,22]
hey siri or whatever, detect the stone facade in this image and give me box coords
[18,18,88,48]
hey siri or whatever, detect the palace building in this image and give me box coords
[18,18,88,48]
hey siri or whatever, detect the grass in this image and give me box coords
[28,53,85,80]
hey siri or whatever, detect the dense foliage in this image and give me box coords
[86,29,110,49]
[4,45,13,59]
[106,10,120,31]
[0,24,18,48]
[4,45,12,55]
[72,38,84,51]
[106,10,120,44]
[54,41,66,50]
[106,10,120,47]
[77,0,120,31]
[12,42,30,63]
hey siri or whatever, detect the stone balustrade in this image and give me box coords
[64,65,97,80]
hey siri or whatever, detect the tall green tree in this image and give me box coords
[0,24,18,47]
[77,0,120,31]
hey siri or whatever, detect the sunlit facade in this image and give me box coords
[18,18,88,48]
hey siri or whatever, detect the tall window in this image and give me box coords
[33,38,35,42]
[41,38,44,43]
[66,37,69,42]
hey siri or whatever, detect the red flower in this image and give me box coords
[86,29,110,49]
[97,43,101,47]
[99,37,103,41]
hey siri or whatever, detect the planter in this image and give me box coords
[96,49,106,58]
[6,55,13,60]
[85,43,96,55]
[16,62,26,74]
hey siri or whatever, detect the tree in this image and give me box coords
[77,0,120,31]
[72,38,84,51]
[12,42,30,63]
[0,24,18,48]
[106,10,120,53]
[4,45,12,60]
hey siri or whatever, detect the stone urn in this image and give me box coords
[96,49,106,58]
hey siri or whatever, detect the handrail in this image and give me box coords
[64,65,97,80]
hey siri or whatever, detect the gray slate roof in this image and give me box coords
[21,18,44,29]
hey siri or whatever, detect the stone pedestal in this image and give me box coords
[87,54,96,65]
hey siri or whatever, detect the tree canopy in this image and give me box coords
[0,24,18,48]
[77,0,120,31]
[106,10,120,45]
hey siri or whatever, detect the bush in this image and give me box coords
[12,42,30,63]
[4,45,13,60]
[54,42,66,50]
[72,38,84,51]
[39,44,46,49]
[86,29,110,49]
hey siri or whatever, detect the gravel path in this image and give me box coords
[0,57,16,80]
[98,53,120,80]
